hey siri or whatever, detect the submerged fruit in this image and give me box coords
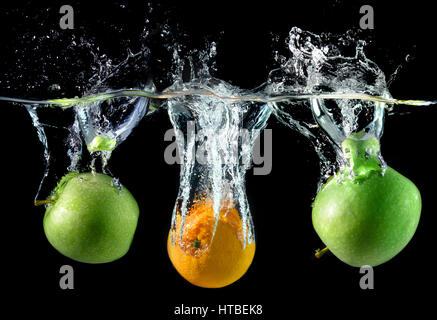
[43,172,139,263]
[312,133,421,267]
[167,198,255,288]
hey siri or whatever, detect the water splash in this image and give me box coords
[167,78,271,249]
[1,25,435,223]
[12,48,155,202]
[25,105,51,204]
[1,88,434,109]
[265,27,402,187]
[75,89,153,171]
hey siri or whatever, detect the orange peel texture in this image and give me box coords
[167,198,255,288]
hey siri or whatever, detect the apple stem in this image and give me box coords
[315,246,329,259]
[34,199,55,206]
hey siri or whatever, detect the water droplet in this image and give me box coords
[112,177,123,194]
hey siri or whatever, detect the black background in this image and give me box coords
[1,0,436,316]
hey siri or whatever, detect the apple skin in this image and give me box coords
[43,173,139,263]
[312,166,421,267]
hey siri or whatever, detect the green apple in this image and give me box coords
[43,172,139,263]
[312,133,421,267]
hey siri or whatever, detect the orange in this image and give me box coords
[167,198,255,288]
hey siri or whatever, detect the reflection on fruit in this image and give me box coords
[167,198,255,288]
[43,172,140,263]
